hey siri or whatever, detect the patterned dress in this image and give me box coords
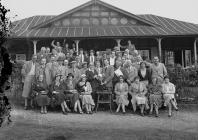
[77,81,95,107]
[148,84,163,107]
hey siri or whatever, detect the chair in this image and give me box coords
[95,89,112,112]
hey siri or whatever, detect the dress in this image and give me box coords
[64,80,79,107]
[114,82,129,106]
[78,81,95,107]
[51,80,66,105]
[130,82,147,105]
[33,81,50,106]
[148,84,162,107]
[162,82,176,106]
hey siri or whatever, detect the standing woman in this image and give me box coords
[51,74,70,115]
[148,77,163,117]
[32,75,50,114]
[77,74,95,114]
[162,76,178,117]
[138,61,151,86]
[64,73,83,114]
[114,75,129,113]
[129,76,147,116]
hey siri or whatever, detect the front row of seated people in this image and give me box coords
[32,71,178,117]
[114,75,178,117]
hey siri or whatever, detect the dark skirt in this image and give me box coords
[65,92,80,107]
[35,94,50,106]
[52,91,66,105]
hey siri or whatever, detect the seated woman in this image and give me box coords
[51,74,70,115]
[77,74,95,114]
[162,76,178,117]
[32,75,50,114]
[114,75,129,114]
[129,76,147,116]
[64,73,83,114]
[148,77,163,117]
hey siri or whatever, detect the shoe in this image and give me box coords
[175,108,179,111]
[66,108,71,112]
[89,111,93,114]
[24,106,28,110]
[44,110,47,114]
[155,114,159,117]
[79,111,84,114]
[168,114,172,117]
[123,112,126,114]
[41,110,44,114]
[141,113,144,117]
[62,111,68,115]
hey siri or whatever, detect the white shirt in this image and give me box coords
[109,57,115,66]
[28,62,35,76]
[90,56,95,63]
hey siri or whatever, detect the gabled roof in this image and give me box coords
[32,0,159,29]
[10,0,198,38]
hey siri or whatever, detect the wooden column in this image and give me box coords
[194,38,197,65]
[75,40,80,55]
[156,38,162,62]
[116,39,121,51]
[32,40,38,55]
[182,50,184,67]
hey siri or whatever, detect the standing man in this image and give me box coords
[79,48,85,63]
[89,50,95,65]
[151,56,167,84]
[102,59,114,90]
[21,55,38,110]
[109,51,116,66]
[69,61,81,83]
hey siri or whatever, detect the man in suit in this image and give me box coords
[79,48,85,63]
[21,55,38,110]
[89,50,96,65]
[102,59,114,90]
[68,61,81,84]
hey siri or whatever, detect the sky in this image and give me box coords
[2,0,198,24]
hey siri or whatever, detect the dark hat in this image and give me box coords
[57,57,64,61]
[164,75,169,79]
[67,73,74,78]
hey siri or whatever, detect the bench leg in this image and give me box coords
[96,95,100,112]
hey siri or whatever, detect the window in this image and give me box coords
[164,51,174,66]
[138,50,150,60]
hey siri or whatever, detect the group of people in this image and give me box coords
[21,40,178,117]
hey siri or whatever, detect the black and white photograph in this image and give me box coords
[0,0,198,139]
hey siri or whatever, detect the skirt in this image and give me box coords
[116,95,129,106]
[82,95,95,107]
[35,93,50,106]
[136,96,146,105]
[53,91,66,105]
[22,75,35,98]
[163,94,175,106]
[65,92,80,107]
[149,94,162,107]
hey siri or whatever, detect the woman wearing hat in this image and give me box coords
[148,77,163,117]
[77,74,95,114]
[114,75,129,114]
[129,76,148,116]
[51,74,70,115]
[161,76,178,117]
[32,75,50,114]
[64,73,83,114]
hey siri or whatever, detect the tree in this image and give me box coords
[0,0,12,93]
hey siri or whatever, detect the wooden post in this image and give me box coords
[182,50,184,67]
[115,39,121,51]
[157,38,162,62]
[194,38,198,66]
[32,40,38,55]
[75,40,80,55]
